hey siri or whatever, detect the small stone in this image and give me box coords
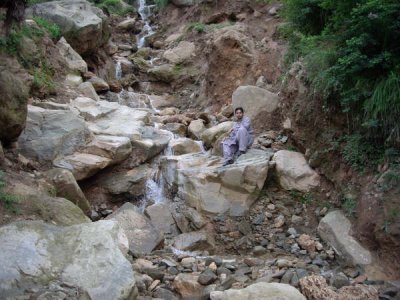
[297,234,316,253]
[330,272,350,289]
[181,257,196,267]
[148,279,160,291]
[264,212,273,219]
[287,227,297,236]
[291,215,303,224]
[267,204,275,210]
[238,220,252,235]
[198,269,217,285]
[209,262,217,272]
[244,257,264,267]
[252,214,265,225]
[274,215,285,228]
[253,246,267,256]
[276,259,291,268]
[315,242,323,251]
[281,270,294,284]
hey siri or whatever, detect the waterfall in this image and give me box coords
[115,61,122,80]
[136,0,155,48]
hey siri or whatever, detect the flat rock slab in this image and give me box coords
[318,210,372,266]
[162,149,272,216]
[83,134,132,164]
[70,97,119,121]
[210,282,306,300]
[0,220,135,300]
[173,230,214,252]
[53,152,111,180]
[106,203,163,257]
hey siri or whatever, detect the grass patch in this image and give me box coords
[0,171,19,212]
[33,16,61,40]
[154,0,170,9]
[93,0,135,16]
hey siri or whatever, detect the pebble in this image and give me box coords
[198,269,217,285]
[287,227,297,236]
[148,279,160,291]
[267,204,275,210]
[276,259,291,268]
[253,246,267,256]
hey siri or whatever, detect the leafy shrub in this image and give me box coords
[282,0,400,148]
[341,134,384,171]
[188,22,206,33]
[0,24,43,55]
[94,0,135,15]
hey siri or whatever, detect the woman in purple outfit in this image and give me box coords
[221,107,254,166]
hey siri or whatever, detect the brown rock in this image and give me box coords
[299,275,379,300]
[173,273,206,300]
[297,234,316,253]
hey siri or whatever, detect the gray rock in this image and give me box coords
[45,168,91,213]
[318,210,372,266]
[173,231,214,252]
[198,269,218,285]
[183,207,208,229]
[330,272,350,289]
[0,220,136,299]
[161,149,272,216]
[232,86,279,120]
[253,246,267,256]
[78,82,100,101]
[0,53,30,144]
[18,106,91,162]
[28,0,109,55]
[145,203,178,234]
[56,37,88,74]
[153,287,179,300]
[107,203,163,257]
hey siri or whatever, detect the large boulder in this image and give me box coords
[170,138,203,155]
[130,126,171,165]
[163,41,196,64]
[56,37,88,74]
[0,220,136,299]
[28,0,110,55]
[45,168,91,213]
[53,152,111,180]
[0,57,30,145]
[83,134,132,164]
[78,81,100,101]
[98,164,150,201]
[145,203,178,235]
[106,203,163,257]
[318,211,372,266]
[17,106,91,162]
[210,282,306,300]
[273,150,320,192]
[162,149,272,216]
[232,85,279,120]
[87,105,150,141]
[173,231,214,252]
[188,119,206,139]
[200,121,233,148]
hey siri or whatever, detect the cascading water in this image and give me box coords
[115,61,122,80]
[136,0,155,48]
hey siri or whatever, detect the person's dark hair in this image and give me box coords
[235,107,244,113]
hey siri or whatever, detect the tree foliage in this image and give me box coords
[283,0,400,145]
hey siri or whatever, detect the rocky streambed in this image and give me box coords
[0,0,398,299]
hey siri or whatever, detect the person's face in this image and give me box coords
[235,110,244,120]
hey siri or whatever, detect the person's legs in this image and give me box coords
[222,142,237,165]
[236,127,250,152]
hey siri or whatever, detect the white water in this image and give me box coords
[115,60,122,80]
[137,0,156,48]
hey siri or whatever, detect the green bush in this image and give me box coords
[282,0,400,148]
[341,134,384,171]
[0,24,43,55]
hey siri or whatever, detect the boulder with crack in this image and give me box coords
[161,149,272,216]
[0,220,136,299]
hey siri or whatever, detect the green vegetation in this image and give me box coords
[289,190,314,205]
[0,24,43,55]
[282,0,400,170]
[154,0,170,9]
[0,171,19,212]
[32,62,56,94]
[91,0,135,15]
[188,22,206,33]
[341,134,384,172]
[33,17,61,40]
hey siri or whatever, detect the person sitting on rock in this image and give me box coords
[222,107,254,166]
